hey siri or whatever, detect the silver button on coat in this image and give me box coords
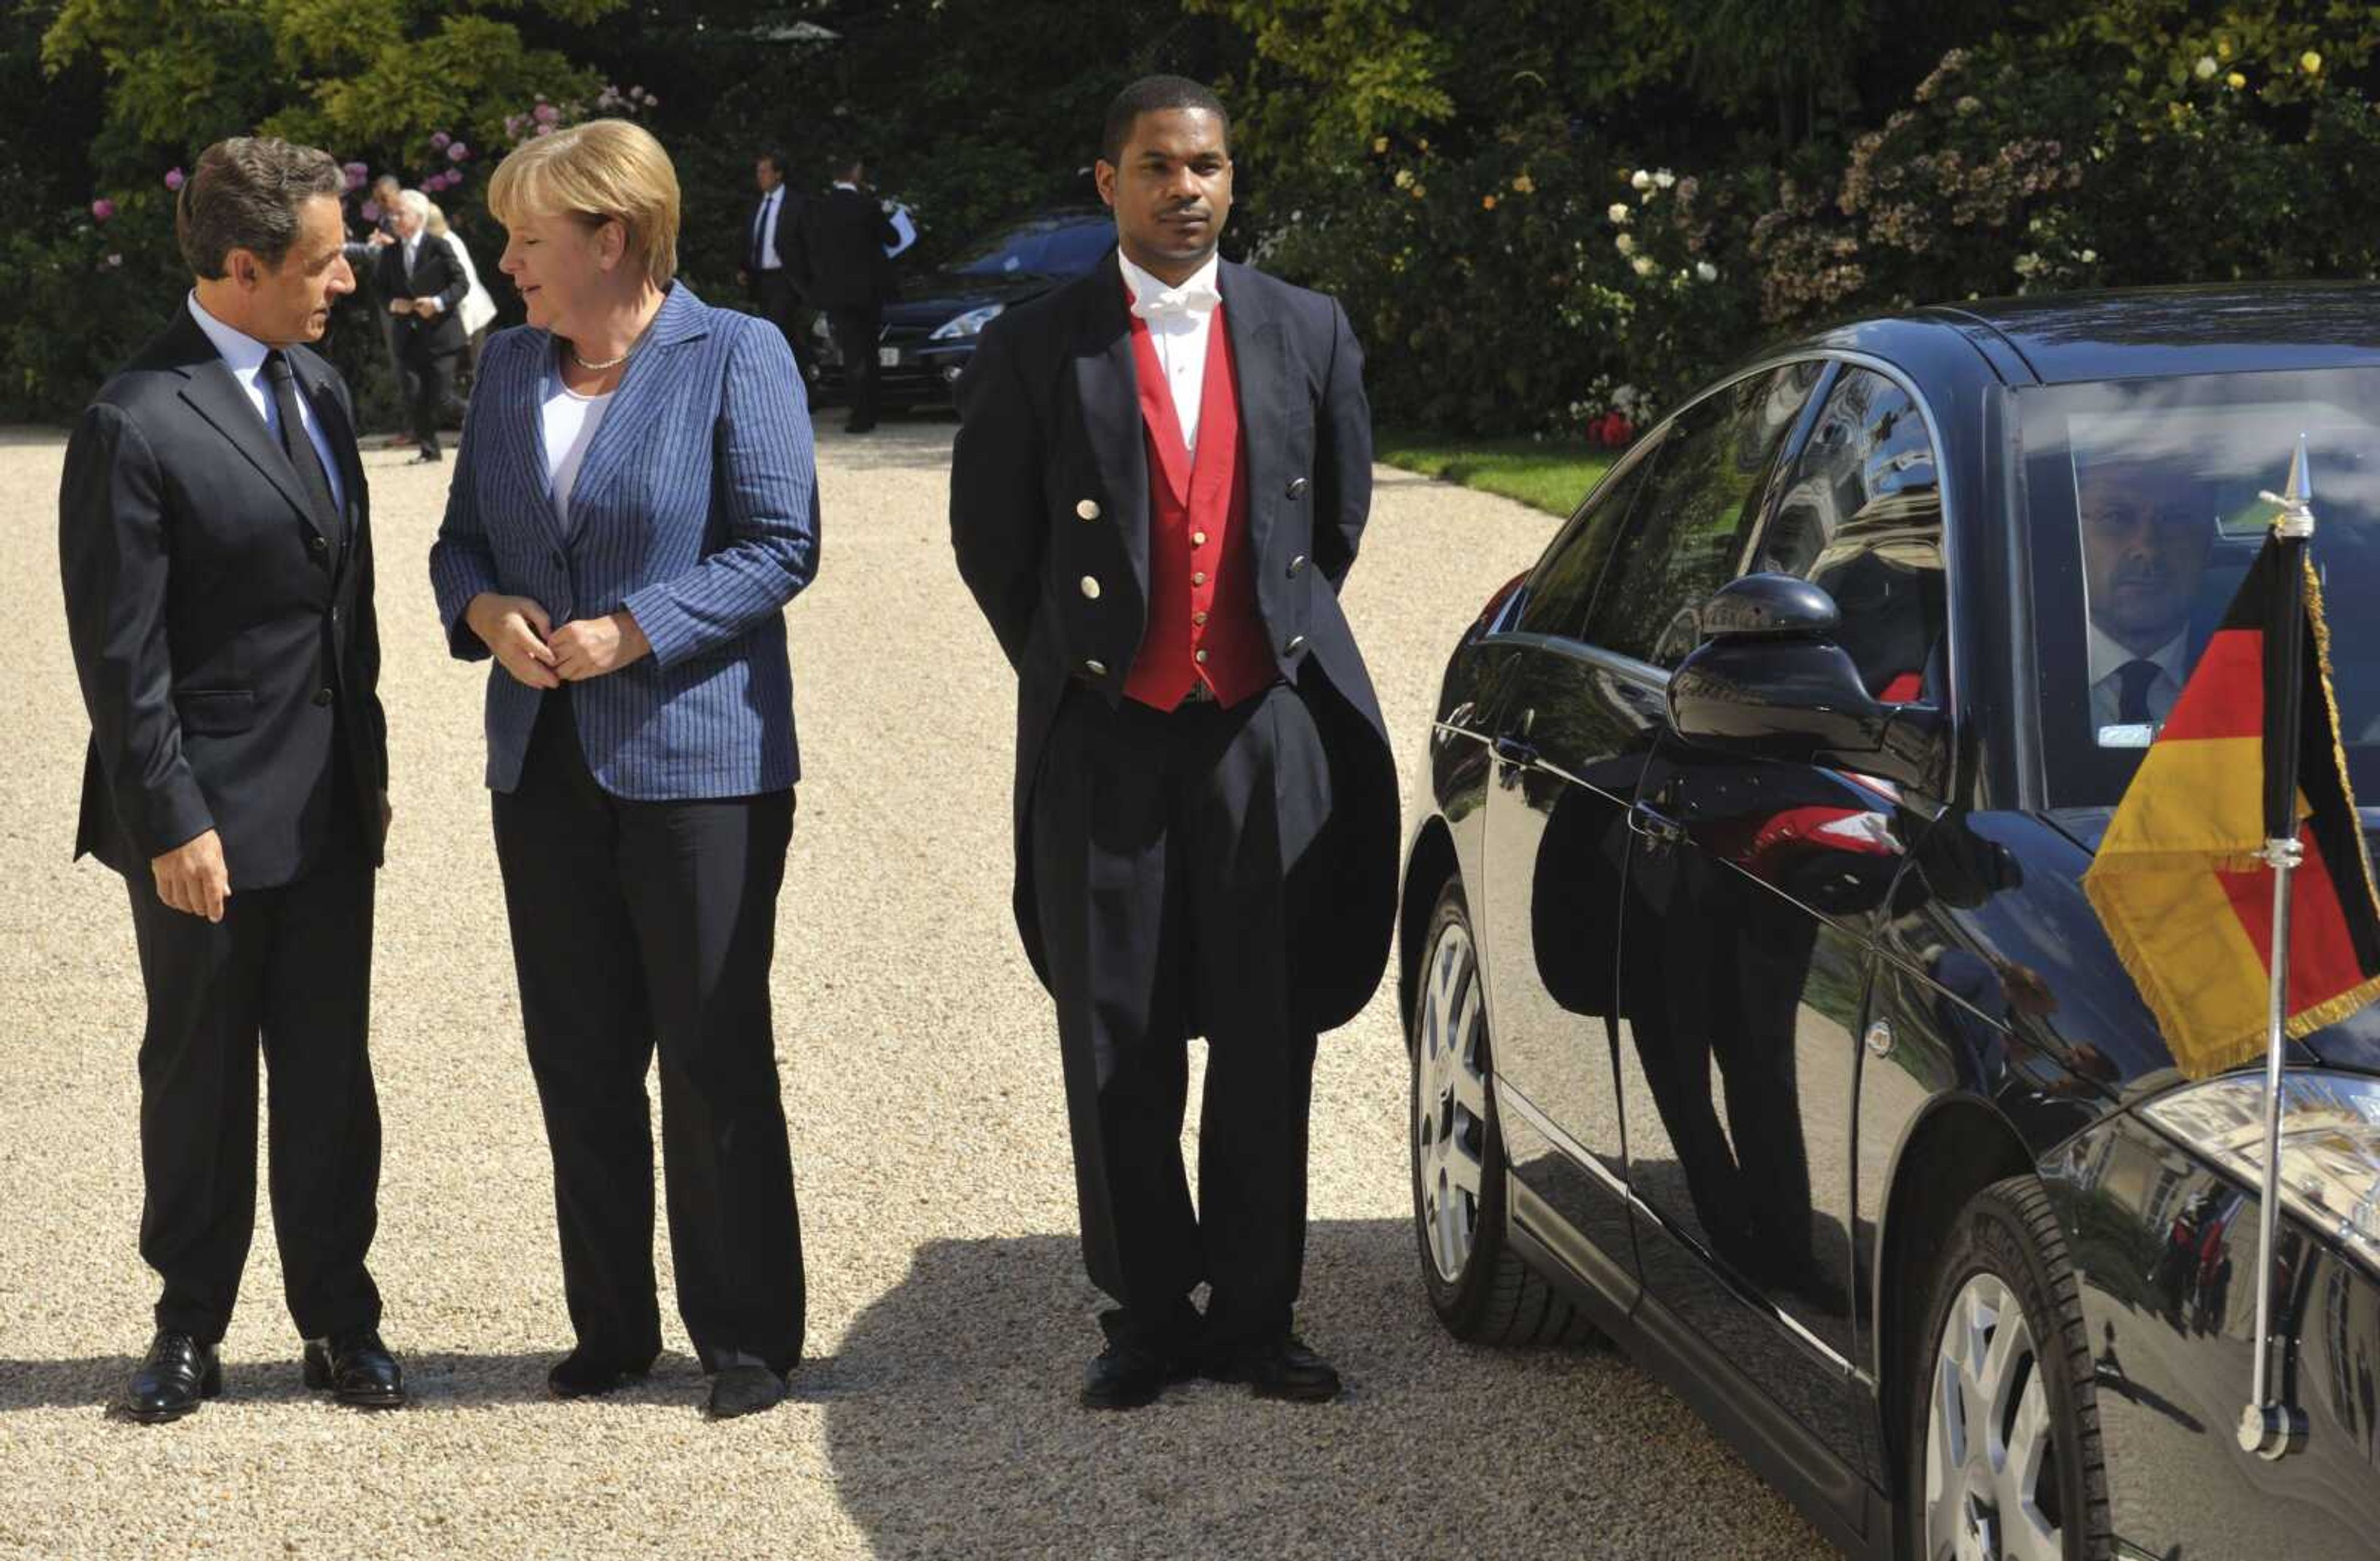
[1080,575,1101,600]
[1075,498,1101,521]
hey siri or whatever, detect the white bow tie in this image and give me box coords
[1131,283,1220,322]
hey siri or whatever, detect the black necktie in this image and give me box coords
[265,350,342,571]
[2115,657,2161,724]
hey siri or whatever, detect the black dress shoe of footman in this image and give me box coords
[1080,1339,1194,1411]
[123,1331,221,1423]
[303,1327,408,1408]
[1203,1337,1342,1404]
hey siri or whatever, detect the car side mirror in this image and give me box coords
[1666,573,1948,795]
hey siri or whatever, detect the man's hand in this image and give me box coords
[388,298,412,316]
[412,298,438,319]
[151,830,229,923]
[379,790,394,845]
[465,592,560,689]
[549,612,651,681]
[367,229,394,249]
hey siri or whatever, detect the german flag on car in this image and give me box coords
[2084,531,2380,1079]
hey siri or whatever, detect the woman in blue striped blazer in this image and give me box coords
[427,120,818,1422]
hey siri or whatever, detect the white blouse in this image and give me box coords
[542,380,614,534]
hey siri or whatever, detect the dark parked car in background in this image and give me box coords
[811,207,1113,412]
[1399,286,2380,1559]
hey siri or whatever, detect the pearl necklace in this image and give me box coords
[569,342,635,372]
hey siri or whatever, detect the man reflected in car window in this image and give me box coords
[2079,459,2213,736]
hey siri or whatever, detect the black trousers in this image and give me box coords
[826,306,883,429]
[407,345,462,456]
[124,842,381,1344]
[1030,683,1328,1350]
[750,270,816,386]
[490,696,805,1375]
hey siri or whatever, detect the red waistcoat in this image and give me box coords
[1122,302,1271,710]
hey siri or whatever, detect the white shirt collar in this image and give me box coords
[187,291,271,381]
[2088,621,2189,688]
[833,181,858,193]
[1116,249,1220,310]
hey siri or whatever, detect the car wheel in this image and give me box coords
[1410,877,1594,1345]
[1904,1175,2111,1561]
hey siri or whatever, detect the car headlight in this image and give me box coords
[2142,1069,2380,1273]
[930,304,1004,342]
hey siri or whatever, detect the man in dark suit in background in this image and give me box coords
[741,148,814,387]
[375,187,469,463]
[950,76,1399,1410]
[791,156,897,433]
[58,136,404,1423]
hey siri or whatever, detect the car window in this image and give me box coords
[1581,361,1826,666]
[1752,368,1946,704]
[2020,368,2380,807]
[954,218,1112,278]
[1507,441,1661,640]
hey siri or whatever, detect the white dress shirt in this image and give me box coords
[2088,622,2190,735]
[542,378,613,536]
[752,187,785,271]
[185,291,345,514]
[1118,250,1222,458]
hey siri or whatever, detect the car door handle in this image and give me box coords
[1494,734,1538,768]
[1629,802,1686,847]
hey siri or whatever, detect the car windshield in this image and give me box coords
[951,217,1113,279]
[2021,367,2380,808]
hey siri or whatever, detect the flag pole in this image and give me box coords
[2239,434,2314,1461]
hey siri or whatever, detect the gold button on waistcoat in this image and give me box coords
[1076,498,1101,521]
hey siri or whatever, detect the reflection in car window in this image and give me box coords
[2023,369,2380,807]
[1755,368,1946,704]
[1510,444,1659,641]
[953,218,1113,278]
[1582,361,1825,667]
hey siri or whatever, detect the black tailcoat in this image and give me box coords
[950,252,1398,1036]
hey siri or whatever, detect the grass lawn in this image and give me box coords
[1375,431,1611,518]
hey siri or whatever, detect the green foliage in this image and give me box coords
[1374,430,1612,516]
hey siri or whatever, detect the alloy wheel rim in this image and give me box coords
[1416,920,1490,1285]
[1923,1270,2063,1561]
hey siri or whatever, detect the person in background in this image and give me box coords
[376,189,470,464]
[425,198,498,390]
[739,149,813,387]
[343,172,415,449]
[790,155,896,434]
[428,117,818,1422]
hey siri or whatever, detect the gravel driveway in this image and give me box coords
[0,418,1832,1560]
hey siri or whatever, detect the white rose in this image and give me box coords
[1631,170,1653,191]
[2195,55,2218,79]
[1608,202,1632,224]
[1695,260,1719,283]
[1654,170,1677,189]
[1615,233,1636,255]
[1631,255,1657,277]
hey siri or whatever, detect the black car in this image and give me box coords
[810,207,1114,411]
[1399,285,2380,1559]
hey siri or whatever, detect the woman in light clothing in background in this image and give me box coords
[426,118,819,1422]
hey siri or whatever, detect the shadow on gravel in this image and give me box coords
[808,423,957,475]
[0,1348,746,1415]
[819,1218,1830,1559]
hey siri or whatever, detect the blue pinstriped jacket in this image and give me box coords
[428,284,818,798]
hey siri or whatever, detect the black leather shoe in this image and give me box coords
[548,1348,652,1400]
[1081,1338,1194,1410]
[303,1327,408,1408]
[704,1364,788,1420]
[1204,1337,1342,1403]
[842,420,876,435]
[123,1330,221,1423]
[410,448,443,464]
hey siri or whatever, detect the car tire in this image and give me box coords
[1902,1174,2112,1560]
[1409,877,1595,1347]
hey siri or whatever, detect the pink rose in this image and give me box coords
[447,143,469,161]
[361,200,381,222]
[105,252,123,268]
[90,198,115,222]
[534,102,560,125]
[163,167,185,192]
[430,131,451,151]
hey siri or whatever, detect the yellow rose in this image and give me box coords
[1373,136,1389,154]
[2226,70,2247,89]
[2303,51,2323,76]
[1512,173,1536,195]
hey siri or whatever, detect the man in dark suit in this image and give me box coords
[740,149,814,387]
[58,136,404,1423]
[950,76,1398,1410]
[375,187,469,462]
[790,156,897,433]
